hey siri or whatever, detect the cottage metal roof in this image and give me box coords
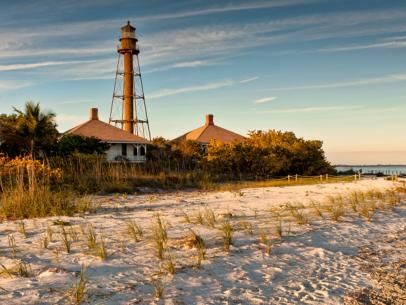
[173,114,245,144]
[64,108,149,144]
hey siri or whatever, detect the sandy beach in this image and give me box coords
[0,178,404,304]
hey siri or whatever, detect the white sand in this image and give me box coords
[0,178,404,304]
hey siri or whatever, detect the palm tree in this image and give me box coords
[13,102,58,158]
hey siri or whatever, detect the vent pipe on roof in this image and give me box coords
[205,114,214,126]
[90,108,99,120]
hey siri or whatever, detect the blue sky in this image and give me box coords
[0,0,405,164]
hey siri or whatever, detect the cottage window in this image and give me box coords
[133,145,138,156]
[140,145,146,156]
[122,144,127,156]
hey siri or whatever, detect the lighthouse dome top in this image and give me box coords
[120,21,136,39]
[121,21,135,32]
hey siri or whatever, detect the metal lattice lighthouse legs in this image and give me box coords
[109,21,151,140]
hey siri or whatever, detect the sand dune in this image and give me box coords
[0,178,404,304]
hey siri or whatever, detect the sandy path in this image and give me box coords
[0,178,404,304]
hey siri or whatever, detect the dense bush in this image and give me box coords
[148,130,335,180]
[57,135,110,156]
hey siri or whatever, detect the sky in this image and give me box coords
[0,0,405,165]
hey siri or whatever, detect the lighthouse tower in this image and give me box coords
[109,21,151,140]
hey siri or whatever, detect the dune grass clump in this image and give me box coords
[69,226,80,242]
[181,211,191,223]
[386,190,401,207]
[348,191,365,211]
[275,219,283,238]
[96,234,108,260]
[203,207,216,228]
[125,219,143,242]
[287,204,309,225]
[239,221,253,235]
[69,264,88,305]
[163,254,175,275]
[17,221,27,238]
[310,200,323,218]
[259,229,272,255]
[151,277,165,299]
[40,234,49,249]
[151,214,168,260]
[0,260,31,278]
[85,225,108,259]
[47,224,54,242]
[85,225,98,251]
[195,211,204,225]
[188,229,206,267]
[8,234,18,258]
[60,225,72,253]
[359,203,372,222]
[326,204,345,222]
[220,219,233,252]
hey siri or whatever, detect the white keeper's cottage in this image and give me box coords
[64,108,149,162]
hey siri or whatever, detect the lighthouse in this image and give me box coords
[109,21,151,140]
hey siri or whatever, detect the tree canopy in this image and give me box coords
[0,102,58,158]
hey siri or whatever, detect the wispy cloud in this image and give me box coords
[263,105,363,113]
[0,81,31,92]
[0,46,113,59]
[148,79,235,99]
[0,60,91,71]
[172,60,211,68]
[314,39,406,53]
[255,96,277,104]
[2,7,406,70]
[271,73,406,91]
[144,60,216,74]
[240,76,260,84]
[140,0,320,21]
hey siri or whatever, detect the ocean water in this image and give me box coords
[336,165,406,175]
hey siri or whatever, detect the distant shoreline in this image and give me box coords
[335,164,406,167]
